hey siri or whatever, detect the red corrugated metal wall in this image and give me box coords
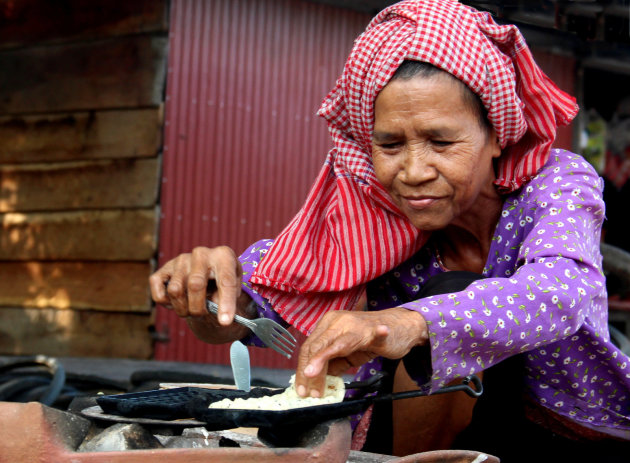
[155,0,370,368]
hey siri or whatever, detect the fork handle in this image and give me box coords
[205,299,256,330]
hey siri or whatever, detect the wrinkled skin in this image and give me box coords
[149,246,254,344]
[294,308,427,397]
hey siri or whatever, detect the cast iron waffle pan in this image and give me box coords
[96,386,280,421]
[94,373,386,422]
[95,374,481,430]
[187,375,482,431]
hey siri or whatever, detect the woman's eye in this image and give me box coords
[379,142,402,149]
[432,140,453,147]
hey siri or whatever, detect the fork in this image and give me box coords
[206,299,297,358]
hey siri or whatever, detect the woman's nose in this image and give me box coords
[400,149,437,184]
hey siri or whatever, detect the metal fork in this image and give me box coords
[206,300,297,358]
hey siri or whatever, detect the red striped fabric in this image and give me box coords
[250,0,578,335]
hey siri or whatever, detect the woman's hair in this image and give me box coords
[390,60,491,133]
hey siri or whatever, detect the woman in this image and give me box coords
[150,0,630,459]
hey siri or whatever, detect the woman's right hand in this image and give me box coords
[149,246,253,343]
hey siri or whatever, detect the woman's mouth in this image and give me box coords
[401,196,440,210]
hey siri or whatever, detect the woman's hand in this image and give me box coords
[149,246,254,343]
[294,308,429,398]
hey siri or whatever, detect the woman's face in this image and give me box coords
[372,73,501,231]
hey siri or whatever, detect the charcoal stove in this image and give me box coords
[0,400,500,463]
[0,356,499,462]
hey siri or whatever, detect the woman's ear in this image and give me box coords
[488,128,501,159]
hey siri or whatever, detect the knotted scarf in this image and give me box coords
[250,0,579,334]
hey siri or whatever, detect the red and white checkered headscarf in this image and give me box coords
[250,0,578,334]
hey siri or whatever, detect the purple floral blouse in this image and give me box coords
[238,149,630,439]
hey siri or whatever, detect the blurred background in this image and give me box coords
[0,0,628,374]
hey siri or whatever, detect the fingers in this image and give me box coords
[295,312,379,398]
[303,327,386,379]
[148,246,242,323]
[149,261,173,304]
[295,325,330,398]
[294,310,423,398]
[206,246,242,325]
[299,358,328,398]
[149,254,192,317]
[186,246,215,317]
[296,334,366,397]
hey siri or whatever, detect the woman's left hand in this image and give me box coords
[295,308,429,398]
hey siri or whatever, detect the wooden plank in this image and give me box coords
[0,209,157,260]
[0,307,153,359]
[0,261,153,312]
[0,35,167,114]
[0,158,160,212]
[0,0,168,49]
[0,108,163,163]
